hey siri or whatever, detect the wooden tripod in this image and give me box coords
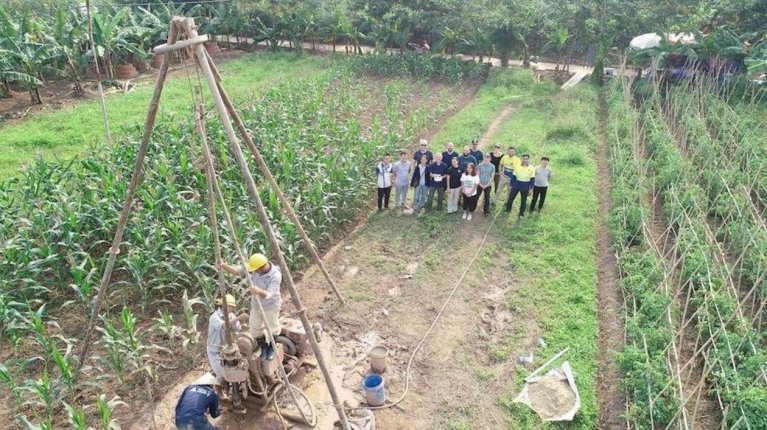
[76,17,351,430]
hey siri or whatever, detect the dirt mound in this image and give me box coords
[528,376,577,419]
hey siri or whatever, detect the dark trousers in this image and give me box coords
[478,185,492,214]
[377,186,391,209]
[530,186,548,211]
[175,418,218,430]
[426,186,445,212]
[505,187,529,216]
[462,193,479,212]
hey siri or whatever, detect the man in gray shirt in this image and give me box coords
[392,151,412,209]
[530,156,552,213]
[221,253,282,359]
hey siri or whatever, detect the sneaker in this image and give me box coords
[467,214,473,220]
[462,211,467,220]
[518,214,525,219]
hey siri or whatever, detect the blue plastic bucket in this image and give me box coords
[362,374,386,406]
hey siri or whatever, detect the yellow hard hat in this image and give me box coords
[247,253,268,272]
[215,294,236,307]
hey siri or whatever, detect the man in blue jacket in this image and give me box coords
[425,153,448,212]
[175,373,221,430]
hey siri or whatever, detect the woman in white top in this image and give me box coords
[461,163,480,220]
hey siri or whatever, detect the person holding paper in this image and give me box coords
[425,153,448,213]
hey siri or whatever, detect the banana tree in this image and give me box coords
[254,16,280,51]
[90,8,139,80]
[0,39,56,104]
[325,8,354,53]
[542,27,570,71]
[48,10,86,96]
[460,26,493,63]
[436,26,459,55]
[745,40,767,74]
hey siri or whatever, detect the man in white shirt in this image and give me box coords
[375,153,394,210]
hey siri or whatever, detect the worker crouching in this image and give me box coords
[220,253,283,360]
[174,373,221,430]
[206,294,246,386]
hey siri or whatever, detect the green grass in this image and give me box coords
[431,68,557,148]
[493,85,600,429]
[0,53,330,179]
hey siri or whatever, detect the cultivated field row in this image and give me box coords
[608,77,767,429]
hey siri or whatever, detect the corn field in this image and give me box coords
[608,72,767,429]
[0,55,478,428]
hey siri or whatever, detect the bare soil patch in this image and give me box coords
[595,93,626,429]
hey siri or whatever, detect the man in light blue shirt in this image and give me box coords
[477,153,496,215]
[207,294,245,383]
[392,151,412,209]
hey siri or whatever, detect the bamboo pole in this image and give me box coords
[84,0,112,145]
[203,51,346,305]
[183,18,351,430]
[75,21,179,380]
[195,102,242,410]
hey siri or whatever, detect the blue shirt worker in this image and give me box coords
[504,154,536,218]
[174,373,221,430]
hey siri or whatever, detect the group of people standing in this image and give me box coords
[375,139,553,219]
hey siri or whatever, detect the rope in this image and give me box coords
[350,208,501,411]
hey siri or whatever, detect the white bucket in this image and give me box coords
[368,345,388,373]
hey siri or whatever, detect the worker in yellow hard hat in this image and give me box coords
[207,294,246,384]
[220,253,282,359]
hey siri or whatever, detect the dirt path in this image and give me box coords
[594,93,626,429]
[285,102,522,429]
[128,83,519,430]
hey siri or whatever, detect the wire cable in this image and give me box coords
[349,207,502,412]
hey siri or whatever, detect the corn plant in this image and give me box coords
[50,347,76,394]
[12,305,63,358]
[96,394,127,430]
[0,362,23,410]
[95,318,131,384]
[63,402,87,430]
[152,310,177,340]
[15,415,53,430]
[20,368,59,428]
[181,290,205,348]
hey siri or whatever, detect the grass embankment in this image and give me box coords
[492,86,600,429]
[0,53,329,179]
[431,71,556,146]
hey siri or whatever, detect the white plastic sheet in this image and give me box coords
[512,361,581,422]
